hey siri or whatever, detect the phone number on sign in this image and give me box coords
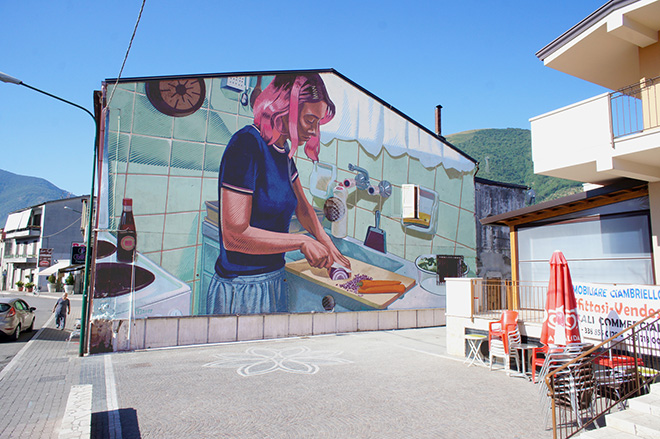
[582,326,660,347]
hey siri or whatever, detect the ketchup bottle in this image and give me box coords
[117,198,137,263]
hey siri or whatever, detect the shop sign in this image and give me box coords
[71,243,86,265]
[38,248,53,267]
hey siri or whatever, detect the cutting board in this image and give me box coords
[285,256,416,309]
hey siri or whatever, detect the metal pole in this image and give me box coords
[550,377,558,439]
[79,90,102,356]
[632,326,641,396]
[79,139,96,356]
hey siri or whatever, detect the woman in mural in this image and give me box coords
[207,73,350,315]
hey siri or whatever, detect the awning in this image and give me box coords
[4,210,32,231]
[61,264,84,273]
[4,212,22,231]
[37,261,70,277]
[479,179,648,227]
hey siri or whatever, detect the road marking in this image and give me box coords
[59,384,92,438]
[0,313,55,382]
[104,355,123,439]
[203,346,352,376]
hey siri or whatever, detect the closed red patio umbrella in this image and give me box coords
[540,250,581,346]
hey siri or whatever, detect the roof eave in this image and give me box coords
[536,0,640,61]
[480,178,647,227]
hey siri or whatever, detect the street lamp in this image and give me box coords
[1,71,97,357]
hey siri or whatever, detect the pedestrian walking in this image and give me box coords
[53,293,70,330]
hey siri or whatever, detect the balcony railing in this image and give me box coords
[610,75,660,139]
[471,279,545,323]
[543,309,660,439]
[470,279,660,438]
[3,253,39,261]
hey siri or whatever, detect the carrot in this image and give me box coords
[358,284,406,294]
[357,280,403,288]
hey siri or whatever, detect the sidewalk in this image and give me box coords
[0,292,553,438]
[0,290,86,438]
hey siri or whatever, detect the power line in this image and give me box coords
[40,218,82,238]
[105,0,147,110]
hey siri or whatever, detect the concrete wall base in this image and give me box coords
[110,308,447,352]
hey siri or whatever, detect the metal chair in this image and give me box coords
[537,344,596,429]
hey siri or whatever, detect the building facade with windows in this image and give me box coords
[1,195,88,291]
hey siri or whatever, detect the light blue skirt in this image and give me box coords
[206,268,288,315]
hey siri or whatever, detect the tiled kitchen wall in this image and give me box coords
[104,74,477,300]
[301,136,477,271]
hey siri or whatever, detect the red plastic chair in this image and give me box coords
[488,310,519,353]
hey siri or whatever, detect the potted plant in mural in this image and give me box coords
[25,281,34,293]
[64,274,75,294]
[47,274,57,293]
[16,280,24,291]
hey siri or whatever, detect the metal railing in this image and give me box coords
[3,253,39,259]
[610,75,660,138]
[471,279,546,323]
[543,309,660,439]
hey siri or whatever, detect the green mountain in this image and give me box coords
[446,128,583,203]
[0,169,75,226]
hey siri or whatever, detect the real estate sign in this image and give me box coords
[574,282,660,349]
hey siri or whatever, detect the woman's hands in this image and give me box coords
[292,179,351,271]
[328,243,351,269]
[300,236,351,270]
[301,237,332,269]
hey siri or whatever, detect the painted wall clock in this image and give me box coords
[145,78,206,117]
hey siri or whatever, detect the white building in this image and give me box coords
[1,196,88,291]
[532,0,660,282]
[448,0,660,357]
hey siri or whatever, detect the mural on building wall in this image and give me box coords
[91,70,477,325]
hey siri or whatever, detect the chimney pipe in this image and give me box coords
[435,105,442,136]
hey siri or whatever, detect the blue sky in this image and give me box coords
[1,0,607,195]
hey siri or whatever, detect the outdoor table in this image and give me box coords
[512,342,541,380]
[464,334,488,367]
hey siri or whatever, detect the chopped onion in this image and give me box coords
[337,274,373,294]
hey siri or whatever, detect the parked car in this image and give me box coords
[0,298,36,341]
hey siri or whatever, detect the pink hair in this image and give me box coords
[253,73,335,161]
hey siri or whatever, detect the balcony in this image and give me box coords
[4,226,41,239]
[530,76,660,184]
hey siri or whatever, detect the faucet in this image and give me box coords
[348,163,370,191]
[347,163,391,198]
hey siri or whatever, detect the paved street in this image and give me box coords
[0,289,552,438]
[0,292,68,371]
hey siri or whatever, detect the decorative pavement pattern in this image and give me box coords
[203,346,352,376]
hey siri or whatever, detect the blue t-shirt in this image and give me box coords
[214,125,299,277]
